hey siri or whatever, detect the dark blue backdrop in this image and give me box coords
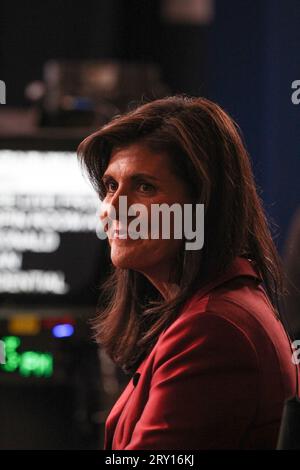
[208,0,300,253]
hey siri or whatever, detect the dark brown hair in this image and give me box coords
[78,95,285,375]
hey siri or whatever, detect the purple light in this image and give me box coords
[52,324,74,338]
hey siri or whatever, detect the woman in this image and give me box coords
[78,95,297,450]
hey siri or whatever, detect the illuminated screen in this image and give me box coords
[0,144,108,306]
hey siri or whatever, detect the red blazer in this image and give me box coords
[104,257,297,450]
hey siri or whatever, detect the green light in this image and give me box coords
[38,354,53,377]
[0,336,54,378]
[19,351,53,377]
[1,336,20,372]
[2,352,19,372]
[4,336,21,350]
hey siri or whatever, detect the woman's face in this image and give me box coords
[100,142,192,280]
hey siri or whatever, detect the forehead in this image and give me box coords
[105,143,172,176]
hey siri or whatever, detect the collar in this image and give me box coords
[187,256,263,305]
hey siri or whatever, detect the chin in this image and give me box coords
[110,249,139,270]
[110,251,154,272]
[109,239,146,270]
[111,257,135,269]
[109,239,170,272]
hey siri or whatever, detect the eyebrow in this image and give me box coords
[101,172,160,183]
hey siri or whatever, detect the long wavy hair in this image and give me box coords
[78,95,286,375]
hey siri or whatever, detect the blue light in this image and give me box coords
[52,324,74,338]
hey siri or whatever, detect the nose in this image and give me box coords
[107,185,129,219]
[99,184,134,229]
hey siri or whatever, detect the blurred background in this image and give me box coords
[0,0,299,449]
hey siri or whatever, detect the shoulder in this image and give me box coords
[153,292,260,375]
[153,278,282,373]
[184,275,282,344]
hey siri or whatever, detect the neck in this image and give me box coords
[139,264,180,301]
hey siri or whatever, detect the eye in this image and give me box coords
[102,178,117,193]
[138,182,155,193]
